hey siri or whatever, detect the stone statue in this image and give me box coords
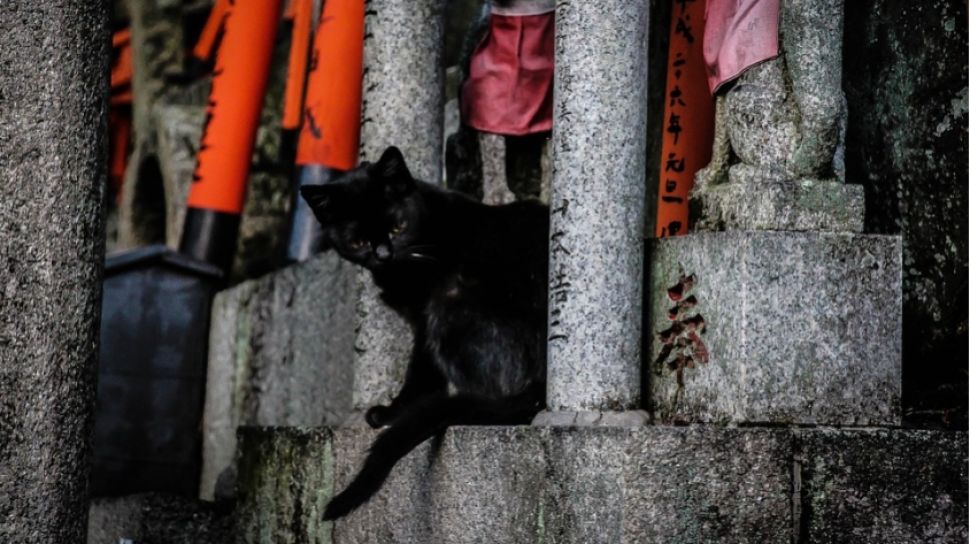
[691,0,862,233]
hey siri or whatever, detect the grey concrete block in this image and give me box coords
[200,254,356,500]
[691,176,865,233]
[0,1,108,541]
[648,231,902,425]
[87,493,233,544]
[798,429,968,544]
[533,410,650,427]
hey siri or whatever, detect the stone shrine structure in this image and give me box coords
[649,0,900,425]
[80,0,968,542]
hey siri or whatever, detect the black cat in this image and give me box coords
[301,146,549,520]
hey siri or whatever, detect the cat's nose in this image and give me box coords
[374,244,392,261]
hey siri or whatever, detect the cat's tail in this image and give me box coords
[322,387,543,520]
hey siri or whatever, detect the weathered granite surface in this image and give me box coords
[648,231,902,425]
[350,271,411,416]
[624,427,794,543]
[843,0,968,426]
[235,426,966,543]
[0,1,108,541]
[695,0,846,189]
[546,0,649,412]
[691,177,865,233]
[235,428,334,543]
[798,429,968,543]
[200,254,356,500]
[479,132,517,205]
[87,493,234,544]
[360,0,444,180]
[237,426,794,543]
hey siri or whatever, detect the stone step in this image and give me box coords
[87,493,233,544]
[200,253,357,500]
[234,425,967,544]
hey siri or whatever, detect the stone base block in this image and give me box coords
[532,410,649,427]
[690,173,865,233]
[234,428,335,543]
[236,426,795,543]
[200,254,356,500]
[648,231,902,425]
[87,493,233,544]
[235,426,966,543]
[798,429,968,543]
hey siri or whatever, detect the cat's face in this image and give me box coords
[301,147,428,270]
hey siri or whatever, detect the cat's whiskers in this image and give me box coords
[404,252,439,263]
[402,244,440,263]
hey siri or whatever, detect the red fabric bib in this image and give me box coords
[461,11,555,136]
[704,0,780,93]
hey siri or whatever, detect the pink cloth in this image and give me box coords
[704,0,780,93]
[461,11,555,135]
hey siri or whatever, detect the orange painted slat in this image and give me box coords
[655,0,715,237]
[192,0,231,63]
[111,28,133,91]
[295,0,365,170]
[282,0,314,130]
[109,110,131,200]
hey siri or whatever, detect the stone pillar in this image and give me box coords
[351,0,445,417]
[359,0,444,181]
[0,1,108,541]
[535,0,651,425]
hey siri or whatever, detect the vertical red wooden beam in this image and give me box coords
[192,0,231,64]
[295,0,365,171]
[282,0,314,131]
[285,0,365,262]
[180,0,283,270]
[655,0,714,237]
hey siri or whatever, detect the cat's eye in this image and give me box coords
[350,239,367,251]
[389,221,407,237]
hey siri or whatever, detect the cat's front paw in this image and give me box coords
[365,405,393,429]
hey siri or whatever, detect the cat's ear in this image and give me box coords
[373,146,414,197]
[300,184,339,224]
[374,146,410,179]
